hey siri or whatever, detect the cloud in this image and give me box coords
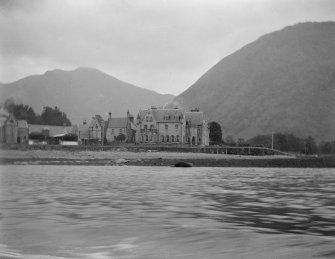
[1,0,335,94]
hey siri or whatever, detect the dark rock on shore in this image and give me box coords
[174,162,193,167]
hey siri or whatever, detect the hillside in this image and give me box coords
[0,67,174,123]
[172,22,335,141]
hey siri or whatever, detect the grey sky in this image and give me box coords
[1,0,335,95]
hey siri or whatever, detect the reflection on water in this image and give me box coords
[0,165,335,258]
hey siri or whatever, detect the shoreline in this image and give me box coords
[1,149,334,168]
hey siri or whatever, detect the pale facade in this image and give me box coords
[184,110,209,146]
[105,112,135,143]
[1,114,18,144]
[88,115,104,142]
[17,120,29,144]
[0,114,29,144]
[136,107,185,144]
[135,107,209,146]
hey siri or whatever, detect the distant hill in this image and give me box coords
[172,22,335,141]
[0,67,174,123]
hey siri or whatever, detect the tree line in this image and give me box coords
[2,98,72,126]
[209,121,335,154]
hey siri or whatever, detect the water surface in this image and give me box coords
[0,165,335,258]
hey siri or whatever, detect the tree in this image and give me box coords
[237,138,247,146]
[41,106,71,126]
[304,136,317,154]
[224,135,236,146]
[319,141,333,154]
[2,99,72,126]
[116,133,126,142]
[209,121,222,145]
[247,134,271,148]
[3,98,41,124]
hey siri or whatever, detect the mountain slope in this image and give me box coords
[172,22,335,141]
[0,67,174,123]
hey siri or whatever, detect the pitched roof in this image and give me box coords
[137,110,148,122]
[185,111,205,125]
[78,123,89,133]
[5,114,17,124]
[28,124,74,136]
[107,117,128,128]
[152,109,184,122]
[17,120,28,128]
[89,115,104,128]
[138,108,184,123]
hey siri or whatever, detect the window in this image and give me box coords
[119,128,122,133]
[171,135,174,142]
[165,124,168,130]
[144,125,147,130]
[161,135,164,142]
[176,135,179,142]
[145,135,148,141]
[150,125,154,130]
[166,135,169,142]
[111,129,114,134]
[175,124,178,130]
[149,135,152,141]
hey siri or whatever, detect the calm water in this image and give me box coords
[0,166,335,259]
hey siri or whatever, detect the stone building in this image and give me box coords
[77,120,90,144]
[105,111,135,143]
[136,107,184,144]
[0,114,29,144]
[1,114,18,144]
[88,115,105,142]
[135,107,208,146]
[17,120,29,144]
[184,109,209,146]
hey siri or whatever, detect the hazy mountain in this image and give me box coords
[0,67,174,123]
[172,22,335,141]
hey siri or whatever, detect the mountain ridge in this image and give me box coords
[172,21,335,141]
[0,68,174,123]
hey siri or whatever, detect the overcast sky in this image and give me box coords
[1,0,335,95]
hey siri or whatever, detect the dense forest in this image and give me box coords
[2,98,72,126]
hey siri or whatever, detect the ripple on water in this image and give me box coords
[0,165,335,258]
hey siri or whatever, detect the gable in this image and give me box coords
[107,117,128,128]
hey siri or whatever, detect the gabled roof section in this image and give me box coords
[78,123,89,133]
[17,120,28,128]
[185,111,205,125]
[28,124,74,136]
[5,114,17,124]
[152,108,184,123]
[107,117,128,128]
[137,110,148,122]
